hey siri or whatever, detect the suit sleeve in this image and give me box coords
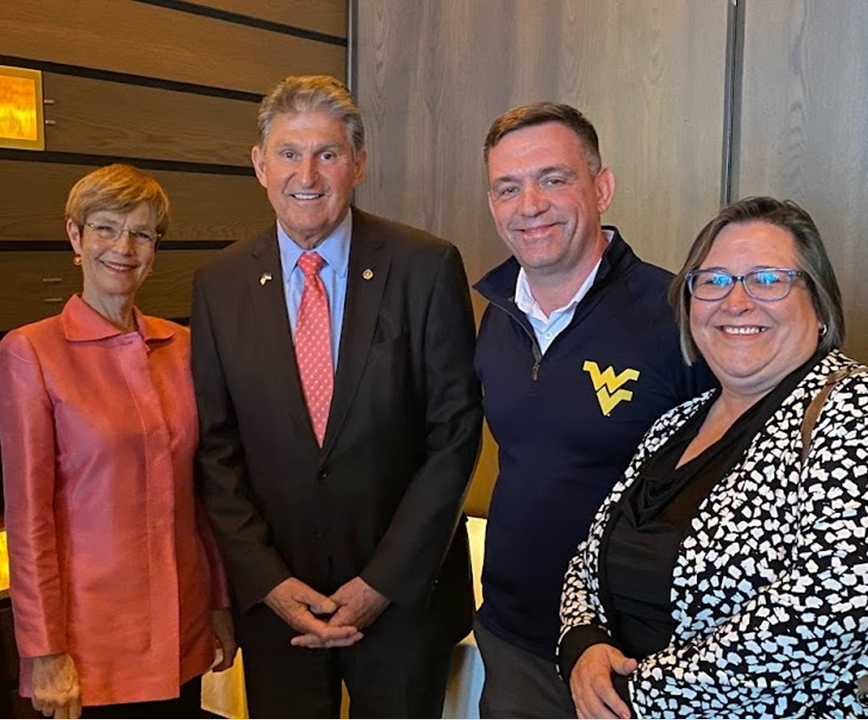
[190,271,291,611]
[0,333,67,657]
[360,244,483,605]
[626,384,868,714]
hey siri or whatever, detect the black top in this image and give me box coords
[558,350,822,704]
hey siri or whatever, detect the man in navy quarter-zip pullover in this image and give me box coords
[473,102,714,718]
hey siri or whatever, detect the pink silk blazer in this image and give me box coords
[0,294,228,706]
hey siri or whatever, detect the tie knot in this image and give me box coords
[298,252,324,277]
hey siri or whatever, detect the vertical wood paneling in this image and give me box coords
[354,0,729,515]
[355,0,729,285]
[739,0,868,362]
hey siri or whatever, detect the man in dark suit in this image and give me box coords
[190,75,482,718]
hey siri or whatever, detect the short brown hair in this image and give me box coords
[256,75,364,156]
[65,164,170,238]
[483,102,601,175]
[669,196,845,364]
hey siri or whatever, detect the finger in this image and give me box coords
[211,657,232,672]
[298,588,338,616]
[596,680,629,719]
[290,633,325,648]
[54,704,69,719]
[327,605,357,627]
[583,682,616,720]
[617,657,638,675]
[69,698,83,720]
[321,631,364,648]
[588,682,625,720]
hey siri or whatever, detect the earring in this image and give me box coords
[819,323,828,337]
[73,254,82,267]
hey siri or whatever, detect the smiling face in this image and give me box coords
[487,121,614,281]
[251,110,366,249]
[689,220,822,401]
[68,202,157,310]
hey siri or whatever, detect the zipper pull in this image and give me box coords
[531,361,540,381]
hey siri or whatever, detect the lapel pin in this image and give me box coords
[260,272,273,286]
[362,268,374,281]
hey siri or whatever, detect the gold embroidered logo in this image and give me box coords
[583,361,640,416]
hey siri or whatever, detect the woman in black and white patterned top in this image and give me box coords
[558,197,868,718]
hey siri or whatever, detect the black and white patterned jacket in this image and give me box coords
[559,350,868,717]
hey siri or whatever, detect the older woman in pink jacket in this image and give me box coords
[0,164,237,719]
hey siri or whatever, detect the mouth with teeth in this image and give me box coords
[101,260,137,273]
[290,192,325,200]
[720,326,767,335]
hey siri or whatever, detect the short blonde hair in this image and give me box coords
[65,164,170,237]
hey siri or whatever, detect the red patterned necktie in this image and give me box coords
[295,252,333,446]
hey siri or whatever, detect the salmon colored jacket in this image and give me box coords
[0,295,229,706]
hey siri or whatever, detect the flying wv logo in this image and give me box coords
[582,361,640,417]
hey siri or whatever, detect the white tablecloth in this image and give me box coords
[201,517,488,718]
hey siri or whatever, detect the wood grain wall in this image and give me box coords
[0,0,347,329]
[737,0,868,362]
[353,0,730,515]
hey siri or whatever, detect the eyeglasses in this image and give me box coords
[686,268,805,302]
[84,222,160,246]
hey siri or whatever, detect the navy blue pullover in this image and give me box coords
[473,228,715,659]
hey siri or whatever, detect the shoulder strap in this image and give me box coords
[800,367,866,465]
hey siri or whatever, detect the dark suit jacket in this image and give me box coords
[190,207,482,644]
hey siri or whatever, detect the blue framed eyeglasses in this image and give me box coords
[686,268,804,301]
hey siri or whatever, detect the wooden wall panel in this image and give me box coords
[0,249,223,330]
[0,161,272,242]
[355,0,728,287]
[5,0,345,94]
[354,0,729,515]
[191,0,347,38]
[738,0,868,363]
[138,249,224,318]
[41,74,257,166]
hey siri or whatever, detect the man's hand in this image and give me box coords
[31,652,82,719]
[265,577,362,649]
[290,576,390,649]
[328,576,390,630]
[569,643,637,720]
[210,608,239,672]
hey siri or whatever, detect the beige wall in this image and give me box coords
[0,0,347,328]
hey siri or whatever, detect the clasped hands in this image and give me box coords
[264,575,390,649]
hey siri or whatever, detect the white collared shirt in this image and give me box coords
[514,229,613,354]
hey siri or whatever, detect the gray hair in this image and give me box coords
[256,75,364,156]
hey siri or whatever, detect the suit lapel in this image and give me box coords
[322,210,390,457]
[246,230,315,440]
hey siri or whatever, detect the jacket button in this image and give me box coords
[317,467,329,480]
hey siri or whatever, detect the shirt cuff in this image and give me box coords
[557,624,618,683]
